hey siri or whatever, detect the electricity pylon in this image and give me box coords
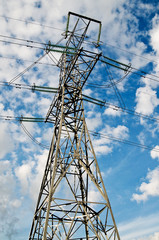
[29,12,120,240]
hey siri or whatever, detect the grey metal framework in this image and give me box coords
[29,12,120,240]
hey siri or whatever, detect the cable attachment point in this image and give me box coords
[32,83,36,93]
[19,115,23,123]
[46,40,51,53]
[124,63,131,74]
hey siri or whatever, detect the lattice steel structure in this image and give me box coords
[29,12,120,240]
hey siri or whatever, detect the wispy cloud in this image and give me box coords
[119,213,159,240]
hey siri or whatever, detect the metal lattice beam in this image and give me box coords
[29,12,120,240]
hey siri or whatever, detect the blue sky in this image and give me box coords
[0,0,159,239]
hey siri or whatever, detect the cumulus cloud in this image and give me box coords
[150,145,159,160]
[15,160,35,194]
[15,149,48,202]
[132,167,159,202]
[135,86,159,115]
[150,14,159,55]
[0,161,21,239]
[133,142,159,205]
[93,142,112,155]
[88,184,103,210]
[102,124,129,139]
[86,112,102,131]
[0,122,15,159]
[92,124,129,155]
[104,106,121,116]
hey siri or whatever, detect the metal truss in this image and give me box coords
[29,12,120,240]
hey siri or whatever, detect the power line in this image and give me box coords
[0,113,158,153]
[86,70,130,89]
[0,38,44,50]
[0,35,71,55]
[20,122,49,149]
[82,36,159,67]
[1,14,159,69]
[8,52,48,84]
[0,15,64,31]
[101,41,159,66]
[0,81,58,93]
[0,115,45,122]
[82,94,159,124]
[1,81,159,124]
[1,35,159,85]
[0,55,57,66]
[90,130,159,153]
[3,37,66,85]
[105,64,126,109]
[0,34,46,46]
[1,36,159,125]
[101,55,159,84]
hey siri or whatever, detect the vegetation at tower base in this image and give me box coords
[29,12,120,240]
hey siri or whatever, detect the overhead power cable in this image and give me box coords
[101,55,159,84]
[20,122,49,149]
[0,36,76,55]
[8,52,48,84]
[0,15,64,31]
[0,115,45,122]
[0,34,77,52]
[0,113,158,153]
[1,15,159,68]
[90,130,159,153]
[0,55,57,66]
[81,36,159,67]
[86,70,130,89]
[82,94,159,123]
[1,34,159,84]
[1,82,159,124]
[105,63,126,109]
[1,14,158,67]
[0,81,58,93]
[0,34,46,46]
[5,37,71,85]
[100,41,159,66]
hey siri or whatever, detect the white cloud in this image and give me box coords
[82,88,93,96]
[15,149,48,202]
[147,232,159,240]
[37,96,52,116]
[137,131,146,147]
[15,160,35,194]
[104,106,121,116]
[150,146,159,160]
[86,112,102,131]
[42,127,53,143]
[119,213,159,240]
[0,160,21,239]
[139,232,159,240]
[94,144,112,155]
[92,124,128,155]
[29,150,48,202]
[0,122,15,159]
[150,14,159,55]
[135,86,159,115]
[102,124,129,139]
[132,167,159,202]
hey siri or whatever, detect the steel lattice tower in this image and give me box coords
[29,12,120,240]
